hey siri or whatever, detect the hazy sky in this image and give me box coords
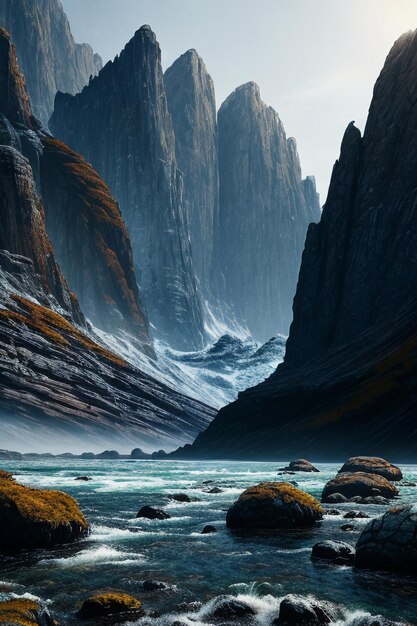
[62,0,417,201]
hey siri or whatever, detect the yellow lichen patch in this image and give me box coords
[9,294,127,367]
[239,482,323,513]
[0,469,13,480]
[0,473,88,529]
[79,592,142,616]
[0,598,42,626]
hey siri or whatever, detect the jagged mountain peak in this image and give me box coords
[221,81,261,107]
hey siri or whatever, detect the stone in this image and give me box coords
[355,505,417,574]
[226,482,322,530]
[77,592,142,618]
[143,579,169,591]
[341,524,356,532]
[338,457,402,481]
[201,525,217,534]
[171,493,193,503]
[274,595,334,624]
[343,510,370,519]
[207,596,255,621]
[0,471,89,549]
[311,540,355,565]
[322,473,398,502]
[278,459,320,473]
[324,493,348,504]
[137,506,171,520]
[75,476,91,482]
[0,597,56,626]
[323,508,341,516]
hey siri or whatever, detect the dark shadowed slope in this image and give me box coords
[0,0,101,125]
[175,30,417,460]
[50,26,205,351]
[212,82,320,341]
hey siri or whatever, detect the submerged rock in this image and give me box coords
[137,506,171,520]
[322,473,398,502]
[278,459,319,473]
[75,476,91,482]
[0,471,89,550]
[343,510,370,519]
[206,596,255,620]
[77,592,143,618]
[171,493,198,503]
[311,540,355,565]
[143,579,169,592]
[226,482,322,529]
[338,457,402,481]
[201,525,217,534]
[355,505,417,574]
[274,594,334,624]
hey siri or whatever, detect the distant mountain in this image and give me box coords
[0,27,214,451]
[175,30,417,460]
[212,82,320,341]
[50,26,206,351]
[0,0,102,126]
[164,49,218,294]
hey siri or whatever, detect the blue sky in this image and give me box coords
[62,0,417,201]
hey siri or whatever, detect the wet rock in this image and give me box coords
[322,473,398,502]
[278,459,319,473]
[355,505,417,574]
[226,482,322,530]
[77,592,143,618]
[0,597,56,626]
[0,471,89,550]
[75,476,91,482]
[343,510,370,519]
[323,508,341,516]
[171,493,198,503]
[207,487,223,494]
[351,617,399,626]
[201,525,217,534]
[207,596,255,620]
[311,540,355,565]
[338,457,402,481]
[143,579,169,592]
[341,524,356,532]
[137,506,171,520]
[324,493,348,504]
[275,595,333,624]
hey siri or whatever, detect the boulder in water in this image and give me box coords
[278,459,319,473]
[77,592,143,618]
[202,525,217,534]
[338,457,402,481]
[143,579,169,591]
[355,505,417,574]
[207,596,255,620]
[311,540,355,565]
[0,470,89,550]
[274,595,334,624]
[137,505,171,520]
[0,598,55,625]
[226,482,322,529]
[322,473,398,502]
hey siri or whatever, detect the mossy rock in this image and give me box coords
[338,457,402,481]
[0,471,89,550]
[226,482,323,529]
[0,598,55,626]
[322,472,398,502]
[77,592,143,618]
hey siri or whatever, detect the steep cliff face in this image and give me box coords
[39,137,152,352]
[50,26,205,351]
[213,82,320,341]
[164,49,218,292]
[178,30,417,460]
[0,0,102,126]
[0,27,151,347]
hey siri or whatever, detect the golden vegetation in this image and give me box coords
[0,469,13,480]
[5,294,127,367]
[79,592,142,616]
[0,598,43,626]
[239,481,323,513]
[0,472,88,528]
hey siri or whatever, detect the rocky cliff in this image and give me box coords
[0,0,102,126]
[164,49,218,292]
[0,27,152,347]
[213,82,320,341]
[50,26,205,351]
[176,30,417,460]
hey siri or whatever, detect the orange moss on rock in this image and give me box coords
[239,482,323,513]
[78,592,143,617]
[0,598,45,626]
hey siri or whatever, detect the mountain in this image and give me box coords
[0,0,102,125]
[164,49,218,293]
[175,30,417,461]
[212,82,321,341]
[0,27,215,451]
[50,26,206,351]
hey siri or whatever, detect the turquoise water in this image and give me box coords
[1,459,417,624]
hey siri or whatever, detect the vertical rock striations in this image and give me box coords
[214,82,320,341]
[0,0,102,126]
[0,27,152,347]
[50,26,205,351]
[178,30,417,460]
[164,49,218,293]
